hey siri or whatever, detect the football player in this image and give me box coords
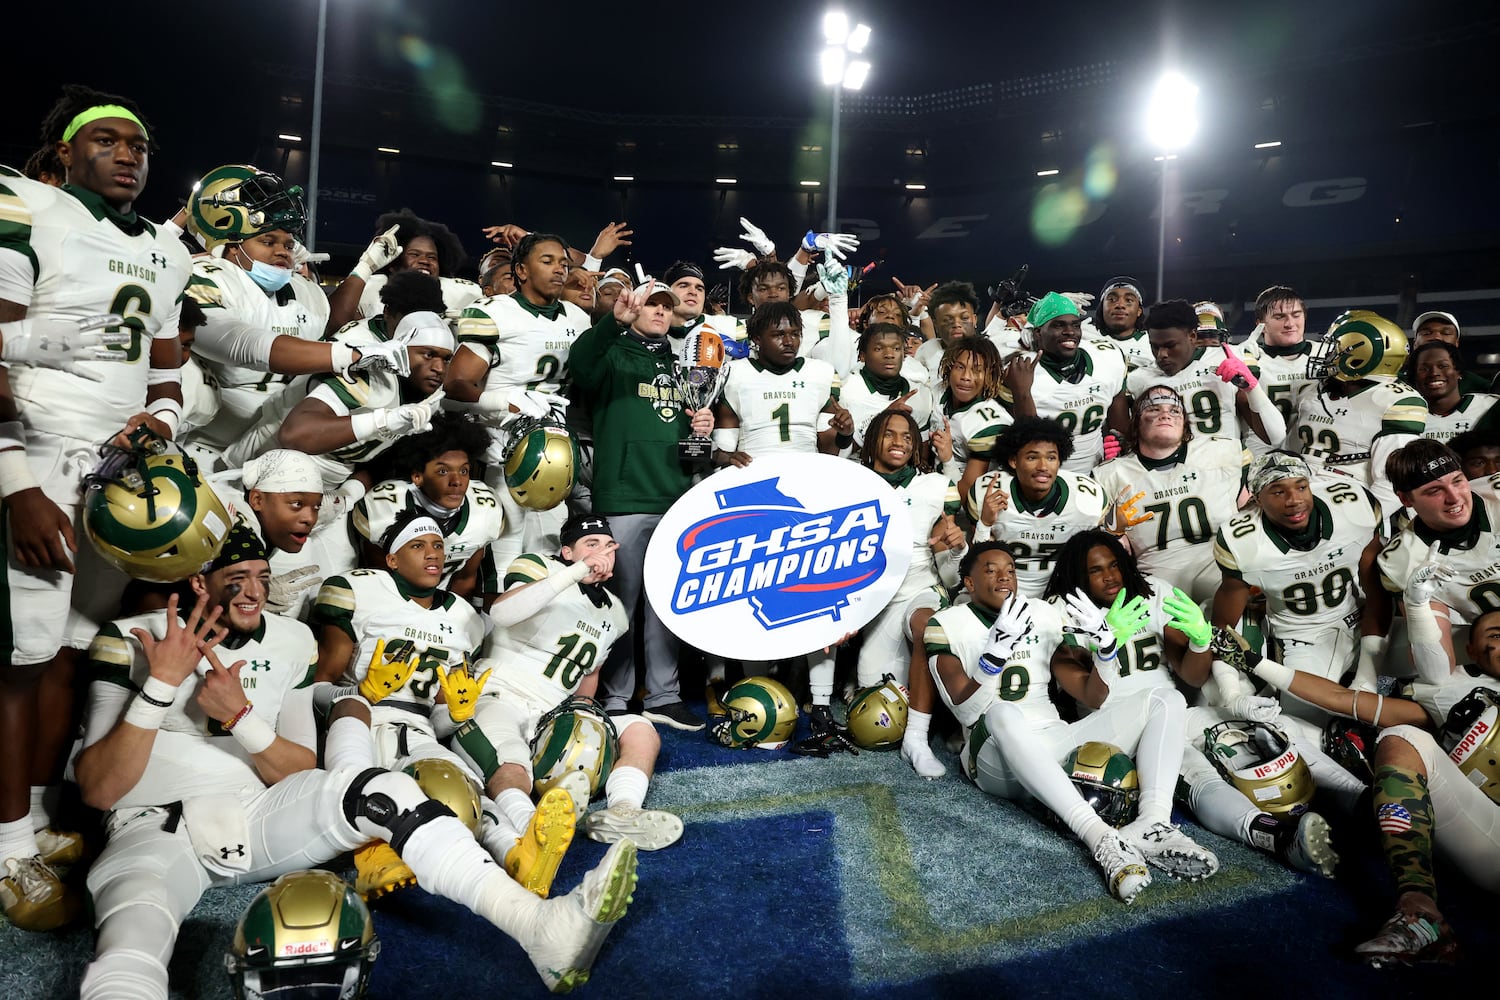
[1210,452,1382,808]
[1221,602,1500,966]
[996,292,1129,475]
[966,417,1109,597]
[1407,340,1498,444]
[1240,285,1314,459]
[933,335,1008,499]
[350,412,503,603]
[451,513,683,851]
[1448,426,1500,480]
[1092,385,1249,601]
[1091,276,1153,370]
[326,208,481,334]
[838,322,934,452]
[72,523,636,996]
[0,86,195,927]
[1287,309,1427,517]
[1125,299,1285,448]
[1044,530,1222,881]
[924,543,1154,904]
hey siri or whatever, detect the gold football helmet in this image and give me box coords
[83,429,232,583]
[845,675,909,750]
[1063,741,1140,827]
[710,676,799,750]
[189,164,306,251]
[503,415,580,512]
[530,695,619,803]
[1207,720,1314,815]
[225,870,379,1000]
[1306,310,1408,382]
[404,758,483,837]
[1438,686,1500,804]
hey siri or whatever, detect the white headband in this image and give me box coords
[387,516,443,553]
[393,311,455,352]
[241,449,323,493]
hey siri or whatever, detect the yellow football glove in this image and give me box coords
[1105,487,1155,534]
[437,661,492,723]
[358,637,421,704]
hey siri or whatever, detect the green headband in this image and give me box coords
[1027,291,1080,330]
[61,105,149,143]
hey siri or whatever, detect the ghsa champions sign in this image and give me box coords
[645,453,912,660]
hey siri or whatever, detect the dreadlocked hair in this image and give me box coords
[856,293,910,332]
[859,409,928,473]
[39,84,154,148]
[939,336,1004,401]
[1042,529,1154,605]
[22,145,64,183]
[373,208,468,277]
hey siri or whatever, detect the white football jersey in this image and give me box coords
[1126,346,1254,443]
[968,471,1108,597]
[1423,394,1500,444]
[721,357,837,457]
[1000,341,1128,474]
[351,479,504,586]
[0,176,191,439]
[924,598,1067,733]
[312,569,487,723]
[482,554,629,706]
[1214,477,1380,637]
[936,393,1010,468]
[185,261,327,450]
[84,610,317,807]
[178,356,221,439]
[1057,575,1179,701]
[1286,378,1428,478]
[359,272,480,320]
[840,368,935,450]
[885,469,963,601]
[1378,478,1500,622]
[1092,436,1248,589]
[1104,329,1154,370]
[455,292,589,398]
[1240,341,1315,459]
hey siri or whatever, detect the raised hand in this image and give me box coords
[816,258,850,296]
[133,593,225,687]
[1002,352,1038,396]
[1104,589,1152,647]
[437,660,491,723]
[358,637,421,704]
[978,592,1033,674]
[481,224,529,247]
[802,231,860,262]
[1215,344,1257,390]
[927,513,964,553]
[1101,431,1124,462]
[348,340,412,377]
[1105,486,1154,534]
[979,472,1010,527]
[886,389,917,414]
[590,221,634,259]
[929,417,954,464]
[266,566,323,615]
[353,225,403,280]
[1405,559,1455,606]
[1063,589,1115,656]
[196,648,250,724]
[1163,586,1212,648]
[713,246,757,271]
[738,217,777,257]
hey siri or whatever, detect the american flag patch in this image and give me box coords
[1377,802,1413,834]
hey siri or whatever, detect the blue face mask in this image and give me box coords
[246,259,293,293]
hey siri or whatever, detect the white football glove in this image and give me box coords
[266,565,323,615]
[508,387,554,419]
[1,314,129,380]
[713,246,758,271]
[977,592,1033,675]
[353,224,403,281]
[347,340,411,378]
[1061,291,1095,312]
[801,231,860,262]
[816,259,850,298]
[1063,589,1116,657]
[1405,559,1455,606]
[737,217,776,257]
[318,479,365,529]
[290,240,330,268]
[367,389,444,438]
[1225,694,1282,724]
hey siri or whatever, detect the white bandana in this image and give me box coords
[393,311,455,351]
[241,450,322,494]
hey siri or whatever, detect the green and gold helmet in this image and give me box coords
[1063,741,1140,828]
[1306,309,1408,382]
[530,695,619,803]
[83,428,232,583]
[845,675,909,751]
[404,758,483,837]
[225,870,379,1000]
[1206,720,1314,815]
[189,163,306,251]
[503,415,580,512]
[1437,686,1500,804]
[710,676,799,750]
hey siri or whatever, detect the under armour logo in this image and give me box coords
[151,252,168,268]
[297,312,309,324]
[791,380,806,388]
[437,623,454,634]
[220,844,246,859]
[248,660,271,672]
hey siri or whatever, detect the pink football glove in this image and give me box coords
[1215,345,1257,390]
[1101,431,1123,461]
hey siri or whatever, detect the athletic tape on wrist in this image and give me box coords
[0,447,38,499]
[229,709,277,755]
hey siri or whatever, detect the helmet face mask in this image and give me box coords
[1207,719,1314,815]
[711,676,799,750]
[530,695,619,802]
[503,415,579,512]
[226,871,378,1000]
[845,675,909,750]
[190,164,307,252]
[1306,310,1408,382]
[1063,741,1139,827]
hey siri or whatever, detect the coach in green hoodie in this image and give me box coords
[568,279,715,732]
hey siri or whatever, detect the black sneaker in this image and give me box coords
[642,701,705,732]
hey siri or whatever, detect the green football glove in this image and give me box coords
[1162,587,1212,649]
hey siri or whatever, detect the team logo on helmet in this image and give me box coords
[711,676,799,750]
[1306,310,1408,382]
[530,695,619,803]
[226,870,379,1000]
[1063,741,1140,828]
[1438,686,1500,804]
[189,164,306,251]
[503,415,580,512]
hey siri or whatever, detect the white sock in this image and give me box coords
[808,652,834,706]
[479,798,520,863]
[0,816,39,866]
[903,710,932,750]
[497,788,536,834]
[398,814,546,943]
[30,786,58,831]
[605,766,649,810]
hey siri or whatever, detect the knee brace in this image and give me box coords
[342,767,457,854]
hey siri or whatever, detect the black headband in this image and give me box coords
[1393,453,1463,494]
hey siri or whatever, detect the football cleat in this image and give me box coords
[1123,821,1219,881]
[525,838,637,994]
[353,842,416,902]
[1355,898,1459,967]
[506,788,577,899]
[1250,811,1338,877]
[35,828,85,868]
[1,856,80,931]
[582,804,684,852]
[1092,833,1151,905]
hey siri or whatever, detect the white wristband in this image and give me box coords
[141,676,180,704]
[1188,637,1212,654]
[476,388,509,413]
[329,342,356,379]
[711,428,740,453]
[351,262,375,282]
[229,709,277,755]
[0,446,38,498]
[1250,659,1296,691]
[125,674,181,730]
[147,397,183,437]
[349,410,380,440]
[146,366,182,387]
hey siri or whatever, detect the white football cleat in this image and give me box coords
[1092,832,1151,905]
[1125,821,1219,881]
[583,804,683,851]
[524,839,638,994]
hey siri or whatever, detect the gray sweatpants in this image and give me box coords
[599,512,682,710]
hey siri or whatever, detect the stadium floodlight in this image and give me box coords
[1146,71,1197,300]
[820,11,872,230]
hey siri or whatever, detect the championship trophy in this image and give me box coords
[674,325,728,468]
